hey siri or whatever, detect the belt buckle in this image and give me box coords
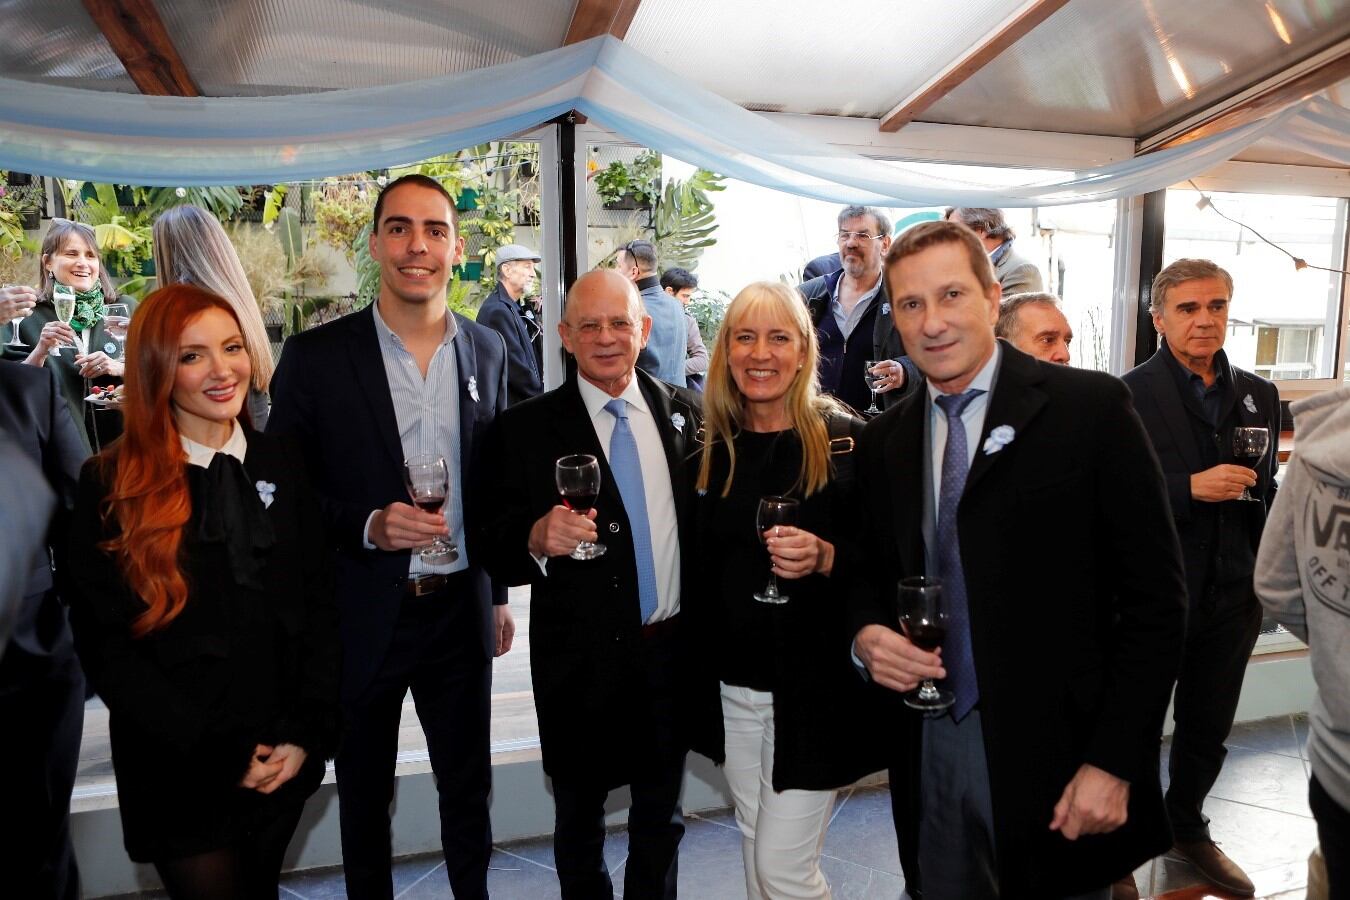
[410,575,442,597]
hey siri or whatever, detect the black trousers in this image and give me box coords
[337,586,492,900]
[552,757,686,900]
[550,624,687,900]
[0,643,84,900]
[1311,775,1350,900]
[1165,591,1262,842]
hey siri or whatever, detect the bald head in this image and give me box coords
[561,269,652,396]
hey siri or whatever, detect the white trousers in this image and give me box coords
[720,682,836,900]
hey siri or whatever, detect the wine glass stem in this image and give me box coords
[768,571,779,598]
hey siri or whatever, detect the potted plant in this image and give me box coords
[595,151,661,210]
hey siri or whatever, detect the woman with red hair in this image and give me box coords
[64,284,339,898]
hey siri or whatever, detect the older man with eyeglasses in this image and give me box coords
[798,205,917,414]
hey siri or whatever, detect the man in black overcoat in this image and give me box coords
[474,269,704,900]
[0,359,87,899]
[850,220,1187,899]
[1121,258,1281,898]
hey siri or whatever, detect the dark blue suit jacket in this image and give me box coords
[475,283,543,407]
[268,304,509,700]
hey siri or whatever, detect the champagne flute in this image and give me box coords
[51,283,77,355]
[402,454,458,564]
[898,576,954,712]
[556,454,607,560]
[1232,427,1270,502]
[754,496,799,604]
[864,360,884,415]
[102,303,130,360]
[2,283,28,347]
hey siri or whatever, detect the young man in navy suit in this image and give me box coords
[269,175,513,900]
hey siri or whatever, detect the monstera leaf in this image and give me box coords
[652,169,725,273]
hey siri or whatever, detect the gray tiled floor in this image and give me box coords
[113,714,1320,899]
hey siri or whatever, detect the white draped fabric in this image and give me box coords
[0,36,1345,204]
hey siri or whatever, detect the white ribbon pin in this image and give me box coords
[256,481,277,509]
[982,425,1016,455]
[671,412,686,430]
[468,375,480,403]
[1243,393,1257,414]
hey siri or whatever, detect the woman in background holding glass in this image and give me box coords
[5,219,128,450]
[64,284,339,898]
[689,281,886,900]
[153,204,275,428]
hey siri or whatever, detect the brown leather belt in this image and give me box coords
[404,574,450,597]
[640,615,679,639]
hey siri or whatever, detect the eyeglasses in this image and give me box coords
[837,230,884,243]
[568,319,637,341]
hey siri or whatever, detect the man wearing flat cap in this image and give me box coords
[477,244,545,406]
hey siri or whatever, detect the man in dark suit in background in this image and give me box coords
[0,359,87,899]
[269,174,514,900]
[798,205,915,413]
[1121,259,1280,899]
[851,220,1186,899]
[475,243,544,406]
[475,269,703,900]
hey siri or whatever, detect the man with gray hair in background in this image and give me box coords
[996,292,1073,365]
[945,207,1045,296]
[798,205,915,412]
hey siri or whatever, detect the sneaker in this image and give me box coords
[1173,840,1255,897]
[1111,873,1140,900]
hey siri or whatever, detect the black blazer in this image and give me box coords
[0,360,86,600]
[475,283,543,406]
[850,343,1187,897]
[267,304,509,700]
[63,429,340,860]
[1121,348,1280,608]
[472,370,707,788]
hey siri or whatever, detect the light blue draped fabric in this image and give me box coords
[0,36,1344,205]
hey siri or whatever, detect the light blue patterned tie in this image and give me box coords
[605,399,659,624]
[935,390,984,721]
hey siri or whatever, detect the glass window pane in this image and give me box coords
[1163,187,1346,382]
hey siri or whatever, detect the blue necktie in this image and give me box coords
[605,399,660,624]
[935,390,984,721]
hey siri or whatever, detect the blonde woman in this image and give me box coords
[152,204,274,427]
[689,281,886,899]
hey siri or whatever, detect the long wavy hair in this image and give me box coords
[152,204,274,391]
[38,219,119,302]
[696,281,845,498]
[99,284,248,637]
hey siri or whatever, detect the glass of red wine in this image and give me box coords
[864,360,884,415]
[754,496,800,604]
[402,454,458,565]
[898,576,954,712]
[556,454,607,560]
[1232,426,1270,502]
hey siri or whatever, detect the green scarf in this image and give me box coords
[54,283,105,332]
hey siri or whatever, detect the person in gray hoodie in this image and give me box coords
[1255,385,1350,897]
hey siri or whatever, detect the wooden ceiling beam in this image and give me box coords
[564,0,643,45]
[1141,43,1350,152]
[878,0,1070,133]
[81,0,200,97]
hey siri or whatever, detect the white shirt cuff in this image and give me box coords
[362,509,379,550]
[532,552,549,575]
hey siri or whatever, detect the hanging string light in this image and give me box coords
[1187,179,1350,276]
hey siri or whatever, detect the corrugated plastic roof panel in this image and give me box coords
[0,0,135,92]
[922,0,1350,137]
[624,0,1040,119]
